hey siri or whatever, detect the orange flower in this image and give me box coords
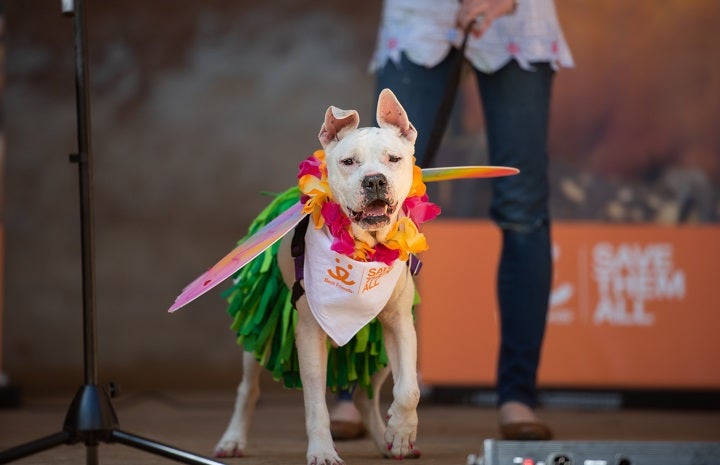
[407,162,427,198]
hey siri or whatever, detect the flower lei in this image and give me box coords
[297,150,441,265]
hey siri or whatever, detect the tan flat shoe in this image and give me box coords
[330,420,366,440]
[500,420,554,440]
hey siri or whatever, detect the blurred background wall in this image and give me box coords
[2,0,718,396]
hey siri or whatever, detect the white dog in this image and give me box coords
[215,89,423,465]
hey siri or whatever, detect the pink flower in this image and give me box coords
[388,37,398,50]
[297,155,323,179]
[321,202,349,236]
[321,202,355,255]
[370,244,400,266]
[403,194,441,225]
[507,42,520,55]
[331,229,356,256]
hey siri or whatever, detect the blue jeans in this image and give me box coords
[376,51,554,407]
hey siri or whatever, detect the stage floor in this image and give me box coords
[2,386,719,465]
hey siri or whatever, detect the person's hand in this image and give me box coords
[456,0,517,38]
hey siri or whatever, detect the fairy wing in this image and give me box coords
[167,165,518,313]
[421,165,519,182]
[167,201,306,313]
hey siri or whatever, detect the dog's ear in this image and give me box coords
[376,88,417,144]
[319,106,360,148]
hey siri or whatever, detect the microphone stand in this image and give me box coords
[0,1,226,464]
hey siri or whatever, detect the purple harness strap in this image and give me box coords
[290,216,310,307]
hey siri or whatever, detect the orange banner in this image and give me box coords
[416,221,720,390]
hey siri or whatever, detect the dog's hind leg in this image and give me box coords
[354,366,390,455]
[214,350,262,458]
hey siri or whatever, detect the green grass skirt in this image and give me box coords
[222,187,389,396]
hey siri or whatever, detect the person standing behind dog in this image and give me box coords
[335,0,573,441]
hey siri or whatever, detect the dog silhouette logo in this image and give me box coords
[327,258,356,286]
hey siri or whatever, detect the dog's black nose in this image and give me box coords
[362,174,388,195]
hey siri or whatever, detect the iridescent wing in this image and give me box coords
[167,165,518,313]
[168,201,306,313]
[421,165,519,182]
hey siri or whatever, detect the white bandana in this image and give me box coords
[303,225,405,347]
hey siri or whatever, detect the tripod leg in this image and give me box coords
[0,431,71,464]
[111,430,226,465]
[86,444,98,465]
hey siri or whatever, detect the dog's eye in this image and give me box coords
[388,155,401,163]
[340,158,354,166]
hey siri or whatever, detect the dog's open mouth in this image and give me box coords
[348,199,396,226]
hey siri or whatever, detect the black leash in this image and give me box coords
[421,22,475,168]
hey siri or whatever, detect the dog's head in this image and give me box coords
[318,89,417,245]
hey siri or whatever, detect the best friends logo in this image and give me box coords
[325,258,357,294]
[324,258,395,295]
[327,258,356,286]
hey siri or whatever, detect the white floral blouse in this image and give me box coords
[370,0,574,73]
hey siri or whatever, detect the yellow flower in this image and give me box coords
[353,239,375,262]
[298,150,332,229]
[303,196,327,229]
[384,217,428,261]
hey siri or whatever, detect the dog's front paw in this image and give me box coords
[307,455,345,465]
[307,443,345,465]
[214,435,246,458]
[384,406,419,459]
